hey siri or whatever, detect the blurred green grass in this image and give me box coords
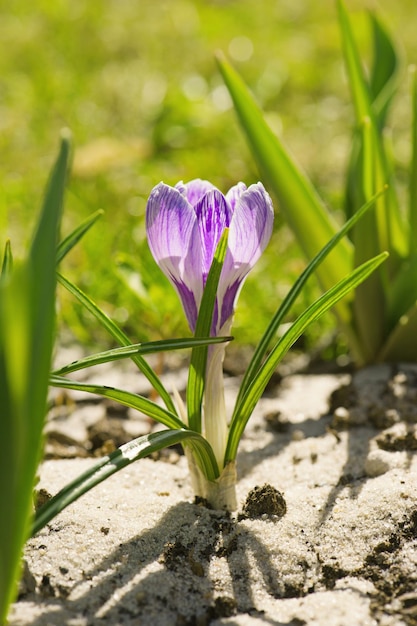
[2,0,417,352]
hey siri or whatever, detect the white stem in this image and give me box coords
[185,316,238,510]
[203,315,233,470]
[186,448,237,511]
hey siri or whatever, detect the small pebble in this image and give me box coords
[292,429,305,441]
[364,450,394,477]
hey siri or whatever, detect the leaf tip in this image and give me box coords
[59,128,73,161]
[60,127,72,143]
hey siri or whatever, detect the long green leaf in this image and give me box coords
[0,265,32,622]
[378,300,417,362]
[225,251,388,463]
[56,209,103,264]
[187,229,229,434]
[216,52,354,323]
[338,0,406,258]
[369,12,402,127]
[28,131,70,428]
[50,374,186,430]
[31,428,218,536]
[386,254,417,332]
[235,188,387,407]
[338,0,372,124]
[0,133,70,623]
[338,0,408,363]
[352,117,386,364]
[1,240,13,278]
[57,273,177,415]
[409,66,417,254]
[53,336,232,376]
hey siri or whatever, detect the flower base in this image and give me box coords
[185,449,237,511]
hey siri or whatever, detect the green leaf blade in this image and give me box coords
[216,52,354,318]
[351,118,387,363]
[186,229,229,434]
[409,65,417,253]
[56,209,104,264]
[226,251,388,463]
[32,428,218,536]
[1,240,13,278]
[369,12,402,126]
[378,301,417,362]
[28,131,71,429]
[236,188,387,406]
[0,134,70,623]
[338,0,406,258]
[53,336,232,376]
[0,264,32,622]
[57,273,177,415]
[50,375,186,430]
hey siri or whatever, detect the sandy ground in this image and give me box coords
[8,360,417,625]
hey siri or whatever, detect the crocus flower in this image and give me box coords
[146,179,274,335]
[146,179,274,472]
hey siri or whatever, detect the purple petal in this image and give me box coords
[217,182,274,329]
[146,182,204,330]
[175,179,216,208]
[194,189,233,279]
[225,182,247,212]
[170,279,199,333]
[227,182,274,265]
[218,279,244,332]
[146,179,274,336]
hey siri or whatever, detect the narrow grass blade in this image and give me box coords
[338,0,407,361]
[28,131,70,422]
[352,118,386,364]
[0,133,69,623]
[216,52,354,321]
[50,374,186,430]
[378,66,417,338]
[32,428,218,536]
[378,301,417,362]
[56,209,104,264]
[225,252,388,463]
[338,0,406,257]
[0,265,32,623]
[235,187,387,408]
[338,0,372,123]
[187,229,229,434]
[1,240,13,278]
[409,66,417,253]
[57,273,177,414]
[53,336,232,376]
[236,189,386,406]
[369,12,402,127]
[386,254,417,331]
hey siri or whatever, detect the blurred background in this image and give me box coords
[2,0,417,354]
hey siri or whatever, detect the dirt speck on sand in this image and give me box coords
[240,484,287,520]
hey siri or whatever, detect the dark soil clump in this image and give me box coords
[240,484,287,519]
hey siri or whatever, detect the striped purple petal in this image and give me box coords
[146,179,274,335]
[217,182,274,330]
[146,182,203,331]
[225,182,247,212]
[194,189,233,279]
[176,179,216,208]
